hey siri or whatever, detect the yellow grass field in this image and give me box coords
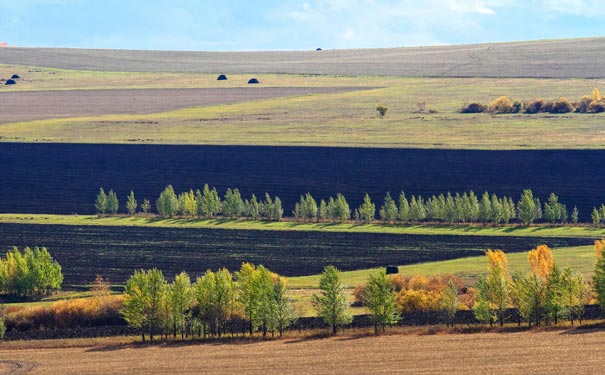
[1,330,604,374]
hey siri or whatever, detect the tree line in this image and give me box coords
[0,247,63,297]
[96,186,592,225]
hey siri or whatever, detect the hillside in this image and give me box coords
[1,38,604,78]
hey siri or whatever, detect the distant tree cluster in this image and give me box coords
[0,247,63,297]
[97,187,590,225]
[460,88,605,114]
[122,263,297,342]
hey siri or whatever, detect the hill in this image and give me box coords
[1,38,604,78]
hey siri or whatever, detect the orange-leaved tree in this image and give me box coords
[474,249,511,326]
[593,239,605,314]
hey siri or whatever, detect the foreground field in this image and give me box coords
[2,223,589,286]
[1,330,604,374]
[4,144,605,220]
[1,38,604,78]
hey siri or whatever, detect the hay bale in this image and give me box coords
[11,74,20,79]
[248,78,260,84]
[216,74,227,81]
[385,266,399,275]
[316,48,322,51]
[5,79,16,85]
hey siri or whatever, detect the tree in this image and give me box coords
[379,192,398,223]
[126,191,137,216]
[156,185,178,218]
[544,193,566,224]
[236,262,261,335]
[106,189,119,214]
[141,198,151,214]
[474,249,511,326]
[362,271,400,333]
[169,272,194,338]
[478,192,491,223]
[196,184,222,218]
[222,188,244,219]
[376,104,388,118]
[312,265,352,334]
[95,187,107,215]
[244,194,261,220]
[409,195,426,222]
[441,279,459,327]
[517,189,537,225]
[318,199,328,221]
[356,193,375,223]
[262,193,283,221]
[271,275,297,337]
[398,192,410,223]
[0,246,62,297]
[122,268,167,342]
[571,206,579,224]
[515,244,555,327]
[592,207,601,226]
[594,239,605,317]
[194,269,236,337]
[293,193,318,222]
[178,189,197,217]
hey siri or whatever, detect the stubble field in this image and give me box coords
[1,330,604,374]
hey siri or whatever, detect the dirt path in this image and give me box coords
[1,330,604,374]
[0,87,366,124]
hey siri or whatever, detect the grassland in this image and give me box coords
[1,329,605,374]
[1,67,604,148]
[2,214,604,238]
[288,245,595,288]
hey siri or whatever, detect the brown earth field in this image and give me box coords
[0,38,604,78]
[0,87,367,124]
[1,330,604,374]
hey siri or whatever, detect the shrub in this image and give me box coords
[549,97,575,114]
[352,285,365,307]
[512,100,524,113]
[525,98,547,114]
[575,95,593,113]
[376,105,388,118]
[460,102,485,113]
[589,99,605,113]
[487,96,514,114]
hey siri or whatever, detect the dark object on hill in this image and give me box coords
[248,78,260,84]
[217,74,227,81]
[316,48,322,51]
[11,74,20,79]
[460,102,485,113]
[5,79,16,85]
[385,266,399,275]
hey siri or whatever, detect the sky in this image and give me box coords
[0,0,604,51]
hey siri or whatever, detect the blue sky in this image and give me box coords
[0,0,603,51]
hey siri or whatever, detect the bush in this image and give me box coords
[549,97,575,114]
[525,98,547,114]
[575,96,593,113]
[460,102,486,113]
[376,105,388,118]
[589,99,605,113]
[487,96,514,114]
[512,100,524,113]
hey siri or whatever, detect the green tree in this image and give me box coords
[222,188,244,219]
[318,199,328,221]
[409,195,426,222]
[197,184,222,218]
[236,262,261,335]
[544,193,566,224]
[95,187,107,215]
[362,271,400,333]
[122,268,167,342]
[474,250,511,326]
[156,185,178,218]
[194,269,236,337]
[312,265,352,335]
[293,193,318,222]
[169,272,194,338]
[517,189,537,225]
[126,190,137,216]
[592,207,601,226]
[398,192,410,223]
[478,192,491,223]
[140,198,151,214]
[441,279,459,327]
[356,193,375,224]
[594,240,605,318]
[244,194,261,220]
[271,275,297,337]
[106,189,119,214]
[262,193,283,221]
[571,206,579,224]
[379,192,398,223]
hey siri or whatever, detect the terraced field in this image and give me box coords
[0,223,592,286]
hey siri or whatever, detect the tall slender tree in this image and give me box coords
[312,265,352,335]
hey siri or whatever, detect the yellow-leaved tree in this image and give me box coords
[474,249,511,326]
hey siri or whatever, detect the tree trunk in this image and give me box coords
[332,324,337,335]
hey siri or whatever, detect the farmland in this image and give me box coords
[1,38,604,78]
[1,329,605,374]
[3,143,605,221]
[0,223,592,286]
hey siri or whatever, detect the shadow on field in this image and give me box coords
[560,323,605,335]
[85,336,273,352]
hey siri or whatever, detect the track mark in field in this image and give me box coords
[0,361,36,375]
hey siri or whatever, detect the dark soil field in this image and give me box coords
[0,87,363,124]
[2,143,605,221]
[0,223,590,286]
[1,38,604,78]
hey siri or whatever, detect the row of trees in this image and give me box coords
[0,247,63,297]
[121,264,296,342]
[460,88,605,114]
[99,186,585,225]
[474,245,589,327]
